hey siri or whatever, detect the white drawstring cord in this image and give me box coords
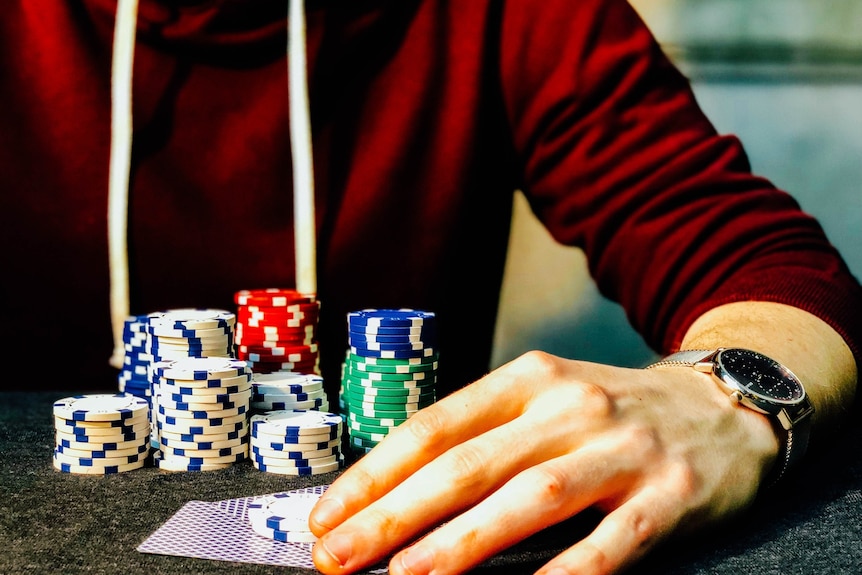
[288,0,318,297]
[107,0,139,369]
[106,0,316,369]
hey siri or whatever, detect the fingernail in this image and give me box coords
[399,546,433,575]
[312,497,345,529]
[321,533,353,567]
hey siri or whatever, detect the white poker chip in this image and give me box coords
[250,425,341,445]
[251,372,324,394]
[152,450,237,472]
[53,394,149,423]
[152,357,250,380]
[252,457,342,476]
[252,444,340,461]
[157,403,248,420]
[53,453,146,475]
[250,397,327,412]
[248,491,321,534]
[156,372,252,390]
[54,417,150,437]
[249,410,342,436]
[147,308,236,330]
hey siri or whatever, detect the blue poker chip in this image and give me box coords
[347,309,436,329]
[346,340,433,352]
[349,346,437,359]
[348,332,432,345]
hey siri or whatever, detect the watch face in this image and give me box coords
[715,348,805,405]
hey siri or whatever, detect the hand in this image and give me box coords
[309,350,780,575]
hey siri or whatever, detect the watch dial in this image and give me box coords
[716,349,805,403]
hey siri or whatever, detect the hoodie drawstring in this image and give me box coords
[107,0,317,369]
[107,0,139,369]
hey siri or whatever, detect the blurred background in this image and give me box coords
[491,0,862,370]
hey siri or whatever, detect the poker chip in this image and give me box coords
[147,308,236,331]
[251,457,342,476]
[52,453,146,475]
[348,309,436,329]
[252,444,340,460]
[234,288,316,307]
[234,289,321,377]
[150,357,251,472]
[342,309,439,453]
[247,491,321,533]
[117,315,152,401]
[248,410,344,475]
[250,410,342,435]
[52,393,151,475]
[151,357,250,380]
[53,394,149,423]
[152,450,236,472]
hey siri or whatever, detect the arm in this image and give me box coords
[308,301,857,575]
[676,301,857,444]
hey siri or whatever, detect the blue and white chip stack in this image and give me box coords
[118,314,153,402]
[250,372,330,414]
[52,393,151,474]
[150,357,252,472]
[249,410,345,475]
[342,309,438,453]
[143,308,237,447]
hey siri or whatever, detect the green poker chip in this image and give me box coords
[344,389,435,407]
[347,420,399,435]
[347,359,438,375]
[343,379,435,397]
[348,411,409,427]
[344,365,438,381]
[346,353,439,368]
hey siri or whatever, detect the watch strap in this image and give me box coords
[647,348,812,489]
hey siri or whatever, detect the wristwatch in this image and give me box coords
[647,348,814,487]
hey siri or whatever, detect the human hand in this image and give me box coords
[309,350,780,575]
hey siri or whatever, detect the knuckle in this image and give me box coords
[364,505,405,538]
[442,443,491,491]
[403,406,449,449]
[522,463,572,509]
[622,508,659,552]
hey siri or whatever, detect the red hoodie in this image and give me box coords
[2,0,860,398]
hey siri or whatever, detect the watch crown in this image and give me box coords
[730,390,744,403]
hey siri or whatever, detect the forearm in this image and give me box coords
[678,300,858,446]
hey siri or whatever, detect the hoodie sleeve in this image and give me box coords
[498,0,862,370]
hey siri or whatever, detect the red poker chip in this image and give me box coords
[235,334,317,347]
[236,348,319,363]
[234,288,317,307]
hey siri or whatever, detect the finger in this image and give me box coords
[385,432,647,575]
[535,467,691,575]
[310,355,552,533]
[312,407,585,574]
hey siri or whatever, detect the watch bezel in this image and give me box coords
[712,348,807,408]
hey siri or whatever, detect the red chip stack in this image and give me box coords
[234,289,321,375]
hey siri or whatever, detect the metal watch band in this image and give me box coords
[646,349,811,488]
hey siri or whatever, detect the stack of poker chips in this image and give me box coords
[250,372,330,414]
[342,309,438,453]
[249,410,344,475]
[117,314,152,401]
[52,393,151,474]
[246,490,322,544]
[144,308,237,447]
[150,357,252,472]
[234,288,321,375]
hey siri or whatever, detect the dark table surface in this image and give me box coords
[2,391,861,575]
